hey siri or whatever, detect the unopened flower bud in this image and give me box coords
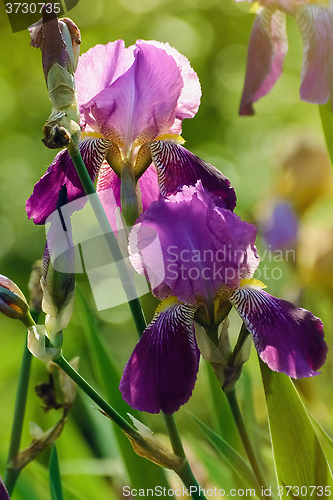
[28,260,43,313]
[29,10,81,150]
[0,275,30,323]
[42,185,75,341]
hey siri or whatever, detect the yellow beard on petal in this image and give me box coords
[239,278,267,290]
[155,296,182,314]
[155,133,186,144]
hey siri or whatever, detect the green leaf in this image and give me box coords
[319,102,333,167]
[49,444,64,500]
[190,412,261,495]
[76,286,170,491]
[260,360,333,499]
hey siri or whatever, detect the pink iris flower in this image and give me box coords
[26,39,205,224]
[236,0,333,115]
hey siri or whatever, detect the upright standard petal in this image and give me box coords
[296,3,333,105]
[239,7,288,115]
[81,43,183,152]
[26,138,110,224]
[129,182,258,304]
[141,40,201,134]
[230,284,328,378]
[119,298,198,414]
[150,141,236,210]
[75,40,135,110]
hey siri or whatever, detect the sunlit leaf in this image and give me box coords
[49,444,64,500]
[190,412,261,495]
[260,360,333,499]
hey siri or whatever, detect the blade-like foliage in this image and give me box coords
[190,412,261,496]
[319,102,333,167]
[49,444,64,500]
[260,360,333,500]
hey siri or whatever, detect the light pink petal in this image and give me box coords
[239,7,288,115]
[296,3,333,104]
[75,40,135,108]
[138,164,160,212]
[83,43,183,150]
[141,40,201,134]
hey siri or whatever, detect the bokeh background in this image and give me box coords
[0,0,333,498]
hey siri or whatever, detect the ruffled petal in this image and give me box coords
[75,40,135,108]
[26,138,109,225]
[129,182,259,304]
[83,42,183,151]
[239,7,288,115]
[296,3,333,104]
[150,141,236,210]
[230,285,328,378]
[119,299,198,414]
[142,40,201,134]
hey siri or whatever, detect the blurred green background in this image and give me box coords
[0,0,333,498]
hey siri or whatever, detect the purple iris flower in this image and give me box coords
[120,182,327,414]
[236,0,333,115]
[26,39,235,226]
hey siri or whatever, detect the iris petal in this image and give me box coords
[239,7,288,115]
[230,286,328,378]
[26,138,110,225]
[297,3,333,105]
[150,141,236,210]
[119,300,198,414]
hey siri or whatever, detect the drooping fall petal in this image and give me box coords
[230,284,328,378]
[239,7,288,115]
[150,141,236,210]
[297,2,333,105]
[26,137,110,224]
[120,299,198,414]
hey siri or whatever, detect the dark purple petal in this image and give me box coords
[82,43,183,148]
[261,201,299,250]
[129,182,258,304]
[0,477,10,500]
[296,4,333,105]
[230,286,328,378]
[26,138,110,225]
[239,8,288,115]
[150,141,236,210]
[120,300,198,414]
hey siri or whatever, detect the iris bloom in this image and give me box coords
[26,39,236,225]
[236,0,333,115]
[120,182,327,414]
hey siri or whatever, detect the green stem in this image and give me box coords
[70,147,203,499]
[53,354,138,438]
[4,310,39,494]
[225,390,272,499]
[4,338,33,494]
[163,414,207,500]
[228,322,250,367]
[69,149,146,336]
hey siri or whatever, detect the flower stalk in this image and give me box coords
[4,310,38,495]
